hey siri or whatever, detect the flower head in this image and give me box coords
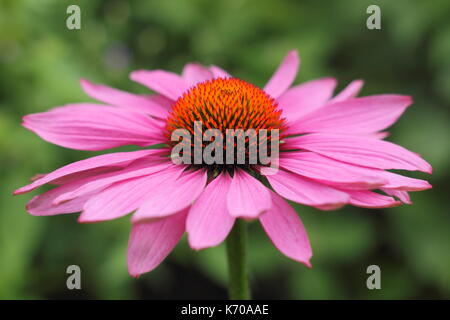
[15,50,431,277]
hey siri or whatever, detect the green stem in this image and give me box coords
[226,219,251,300]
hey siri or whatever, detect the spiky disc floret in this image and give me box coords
[166,78,286,136]
[165,78,286,169]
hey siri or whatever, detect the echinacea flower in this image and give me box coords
[14,50,432,278]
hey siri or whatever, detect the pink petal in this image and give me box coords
[78,165,184,222]
[280,151,431,192]
[127,209,187,277]
[54,159,172,204]
[226,168,272,219]
[181,63,214,86]
[48,166,124,186]
[381,188,412,204]
[345,190,401,208]
[130,70,189,100]
[26,180,94,216]
[22,104,164,151]
[266,169,349,210]
[363,132,390,139]
[132,169,208,222]
[14,149,159,194]
[287,95,413,135]
[187,172,235,250]
[379,171,431,191]
[280,152,387,190]
[315,132,390,140]
[209,65,232,79]
[277,77,337,121]
[146,94,175,110]
[328,80,364,103]
[264,50,300,98]
[80,79,169,118]
[287,133,432,173]
[259,192,312,267]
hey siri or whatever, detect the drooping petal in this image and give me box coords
[267,169,349,210]
[259,192,312,267]
[280,151,431,192]
[26,180,94,216]
[226,168,272,219]
[379,171,431,191]
[132,169,208,222]
[287,133,432,173]
[127,209,187,277]
[182,63,214,86]
[328,80,364,104]
[54,159,172,204]
[345,190,401,208]
[287,95,413,135]
[130,70,189,100]
[279,152,387,190]
[187,172,235,250]
[381,188,412,204]
[22,104,164,151]
[78,165,184,222]
[14,149,160,194]
[277,78,337,121]
[80,79,169,118]
[209,65,232,79]
[264,50,300,98]
[51,165,136,185]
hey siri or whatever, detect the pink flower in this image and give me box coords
[14,50,432,277]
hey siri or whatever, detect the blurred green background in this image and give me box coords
[1,0,449,299]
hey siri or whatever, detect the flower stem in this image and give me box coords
[226,219,251,300]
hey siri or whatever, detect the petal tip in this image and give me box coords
[79,78,94,91]
[129,70,144,82]
[79,77,88,85]
[129,272,141,279]
[187,236,212,251]
[13,186,30,195]
[287,49,299,60]
[189,244,206,251]
[405,95,413,104]
[77,213,103,224]
[187,229,224,251]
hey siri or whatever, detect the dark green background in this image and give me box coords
[1,0,449,299]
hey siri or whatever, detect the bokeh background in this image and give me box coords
[1,0,449,299]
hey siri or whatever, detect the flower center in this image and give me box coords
[165,78,286,169]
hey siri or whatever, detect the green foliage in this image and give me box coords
[0,0,449,299]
